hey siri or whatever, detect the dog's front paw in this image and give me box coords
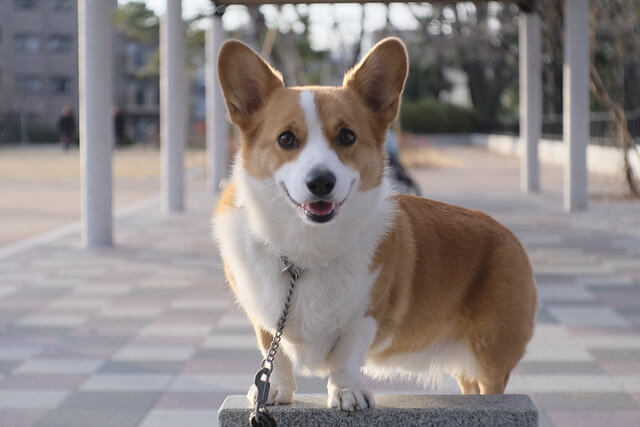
[247,383,295,406]
[328,385,375,411]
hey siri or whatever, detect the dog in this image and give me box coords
[213,37,537,411]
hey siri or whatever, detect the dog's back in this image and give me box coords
[213,37,536,410]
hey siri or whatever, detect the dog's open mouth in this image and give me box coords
[302,201,337,223]
[281,183,352,224]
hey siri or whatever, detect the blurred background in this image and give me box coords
[1,1,639,246]
[1,1,639,145]
[1,3,640,427]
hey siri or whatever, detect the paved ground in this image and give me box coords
[0,146,207,247]
[1,145,639,427]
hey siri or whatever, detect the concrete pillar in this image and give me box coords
[78,0,113,247]
[563,0,590,212]
[206,9,229,194]
[161,0,186,212]
[519,11,541,193]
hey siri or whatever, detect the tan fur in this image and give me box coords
[238,88,309,180]
[217,182,277,358]
[367,195,537,393]
[237,86,389,190]
[343,37,408,124]
[217,39,407,191]
[217,183,239,298]
[214,37,536,396]
[313,88,387,190]
[457,377,480,395]
[215,187,536,395]
[215,183,236,216]
[218,40,284,127]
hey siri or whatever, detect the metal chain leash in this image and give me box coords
[249,256,303,427]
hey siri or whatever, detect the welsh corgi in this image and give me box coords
[213,37,537,411]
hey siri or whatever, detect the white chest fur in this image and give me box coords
[215,205,387,375]
[213,169,396,375]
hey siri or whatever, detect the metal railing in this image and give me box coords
[487,109,640,146]
[0,112,59,144]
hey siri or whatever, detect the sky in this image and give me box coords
[120,0,212,19]
[119,0,422,51]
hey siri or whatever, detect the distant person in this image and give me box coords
[113,106,126,146]
[57,106,76,150]
[385,129,421,196]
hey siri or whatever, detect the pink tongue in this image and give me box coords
[308,201,334,215]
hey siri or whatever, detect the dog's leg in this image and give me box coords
[455,376,480,394]
[247,327,296,405]
[478,377,507,394]
[326,316,377,411]
[476,369,511,395]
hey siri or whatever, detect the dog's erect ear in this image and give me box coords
[217,40,284,127]
[343,37,408,124]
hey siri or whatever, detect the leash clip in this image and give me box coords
[250,367,277,426]
[253,367,271,409]
[249,255,302,427]
[281,256,303,281]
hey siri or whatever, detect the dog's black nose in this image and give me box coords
[306,169,336,197]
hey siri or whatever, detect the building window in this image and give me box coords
[15,33,41,54]
[126,42,146,68]
[135,85,145,106]
[14,0,39,9]
[128,82,147,106]
[133,48,145,67]
[17,75,44,95]
[50,76,71,94]
[49,34,71,53]
[49,0,71,12]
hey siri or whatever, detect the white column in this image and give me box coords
[519,11,541,193]
[206,11,229,194]
[563,0,589,212]
[161,0,186,212]
[78,0,113,247]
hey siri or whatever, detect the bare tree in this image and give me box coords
[538,0,639,197]
[589,1,640,196]
[407,3,520,125]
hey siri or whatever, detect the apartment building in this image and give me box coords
[0,0,78,134]
[0,0,162,144]
[113,31,160,144]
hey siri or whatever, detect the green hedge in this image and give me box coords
[28,124,59,143]
[400,99,477,134]
[0,118,58,144]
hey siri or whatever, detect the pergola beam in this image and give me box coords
[213,0,536,5]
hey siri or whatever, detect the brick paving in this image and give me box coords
[0,146,639,427]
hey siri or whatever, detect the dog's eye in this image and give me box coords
[277,131,299,150]
[337,128,356,147]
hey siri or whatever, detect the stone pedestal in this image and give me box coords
[219,394,538,427]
